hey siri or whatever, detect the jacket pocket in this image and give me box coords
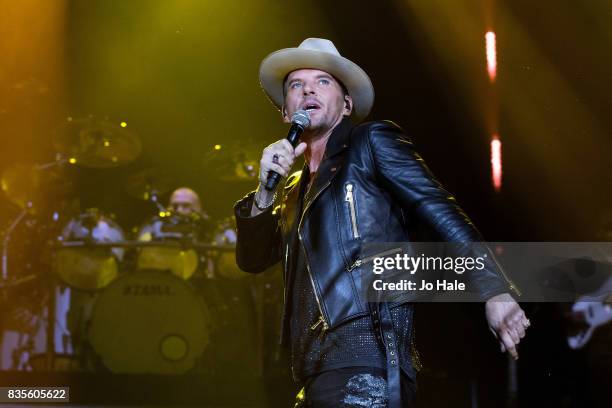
[345,183,360,239]
[347,247,404,272]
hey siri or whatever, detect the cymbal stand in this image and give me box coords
[34,156,69,171]
[2,156,67,281]
[2,206,29,282]
[149,190,167,213]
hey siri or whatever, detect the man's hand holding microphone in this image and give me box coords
[251,110,310,216]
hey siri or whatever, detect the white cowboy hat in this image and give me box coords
[259,38,374,121]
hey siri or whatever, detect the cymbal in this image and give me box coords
[217,160,258,182]
[202,146,258,182]
[1,163,72,210]
[53,117,142,168]
[125,168,173,200]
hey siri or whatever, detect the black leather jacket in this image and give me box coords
[234,118,516,344]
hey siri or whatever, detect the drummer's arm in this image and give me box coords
[233,191,282,273]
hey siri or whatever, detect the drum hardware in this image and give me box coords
[124,168,173,212]
[150,190,166,213]
[55,240,234,251]
[27,352,80,372]
[53,234,235,286]
[1,208,29,282]
[1,206,49,373]
[1,157,74,311]
[44,279,57,372]
[1,161,73,213]
[0,115,144,372]
[11,334,36,371]
[0,274,38,290]
[1,158,72,281]
[6,282,75,372]
[2,285,51,371]
[0,206,47,370]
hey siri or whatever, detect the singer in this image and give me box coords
[233,38,530,407]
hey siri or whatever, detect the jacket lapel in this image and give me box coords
[300,117,353,227]
[279,167,305,244]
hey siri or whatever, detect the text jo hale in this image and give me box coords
[373,279,466,291]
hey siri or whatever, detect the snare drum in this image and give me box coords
[54,209,125,291]
[88,269,210,374]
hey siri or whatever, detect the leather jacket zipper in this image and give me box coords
[297,180,332,337]
[283,244,289,304]
[299,233,329,336]
[410,320,422,371]
[347,247,404,272]
[345,183,360,239]
[310,314,327,331]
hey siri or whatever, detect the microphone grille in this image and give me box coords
[291,110,311,128]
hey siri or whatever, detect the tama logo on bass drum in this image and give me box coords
[122,284,174,296]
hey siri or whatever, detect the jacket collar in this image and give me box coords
[321,116,353,160]
[300,117,353,224]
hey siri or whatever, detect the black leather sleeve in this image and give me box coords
[366,121,513,300]
[233,191,282,273]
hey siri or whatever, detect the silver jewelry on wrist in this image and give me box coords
[254,190,276,211]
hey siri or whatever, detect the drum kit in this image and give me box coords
[0,117,254,375]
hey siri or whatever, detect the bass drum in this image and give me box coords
[88,269,210,374]
[54,209,125,291]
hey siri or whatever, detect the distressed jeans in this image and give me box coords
[294,366,417,408]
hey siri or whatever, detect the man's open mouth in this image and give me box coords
[303,103,321,112]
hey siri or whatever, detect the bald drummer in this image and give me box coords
[169,187,203,217]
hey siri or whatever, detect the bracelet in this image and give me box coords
[254,191,276,211]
